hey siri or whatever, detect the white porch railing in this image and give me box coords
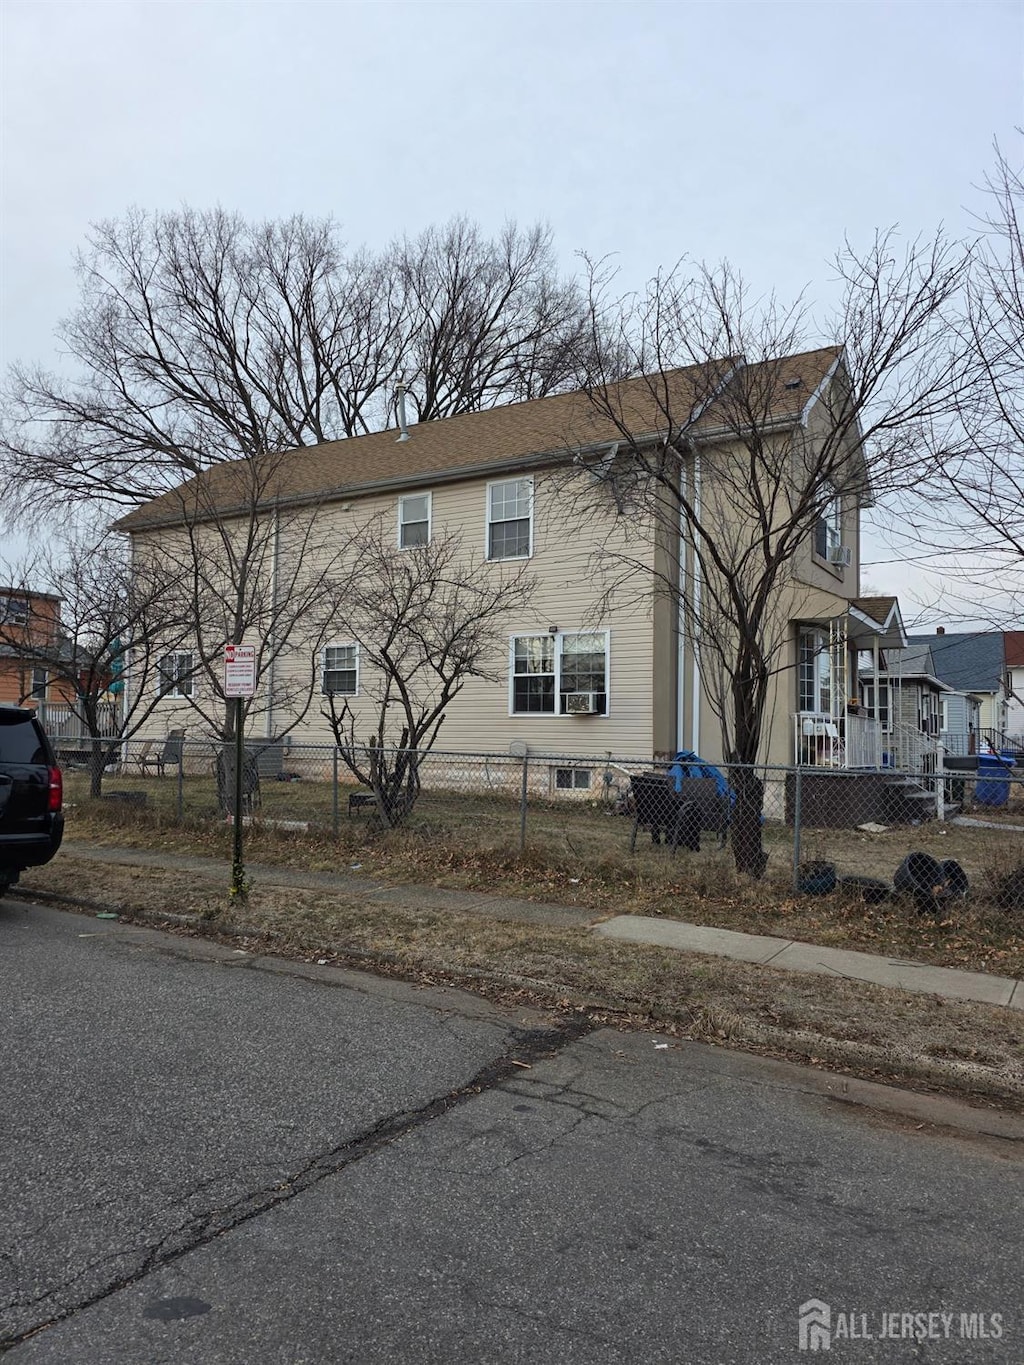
[793,712,883,768]
[35,700,121,741]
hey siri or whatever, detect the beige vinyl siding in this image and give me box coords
[265,469,659,759]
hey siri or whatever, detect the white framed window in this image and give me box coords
[398,492,431,549]
[158,652,194,699]
[487,478,533,560]
[30,667,48,698]
[322,643,358,696]
[509,630,609,715]
[813,483,842,561]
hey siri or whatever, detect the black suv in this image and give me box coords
[0,705,64,896]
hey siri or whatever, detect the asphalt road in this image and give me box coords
[1,900,1021,1363]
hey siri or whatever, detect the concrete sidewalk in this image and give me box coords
[52,841,1024,1011]
[595,916,1023,1010]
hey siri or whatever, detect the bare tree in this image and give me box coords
[0,529,186,796]
[572,237,968,878]
[321,518,533,825]
[125,454,343,763]
[390,218,590,421]
[895,140,1024,620]
[0,210,590,524]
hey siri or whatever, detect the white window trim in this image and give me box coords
[322,642,360,697]
[507,629,610,717]
[486,476,534,562]
[158,651,195,700]
[397,491,432,550]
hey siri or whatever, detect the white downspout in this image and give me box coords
[689,448,702,752]
[265,510,280,739]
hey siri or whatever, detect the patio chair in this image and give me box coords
[628,773,701,854]
[139,729,186,777]
[136,740,160,774]
[158,729,186,776]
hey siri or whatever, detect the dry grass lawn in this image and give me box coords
[22,850,1024,1113]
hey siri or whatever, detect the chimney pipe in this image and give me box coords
[396,383,410,443]
[936,626,945,636]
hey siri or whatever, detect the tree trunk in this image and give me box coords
[730,765,768,880]
[88,737,106,798]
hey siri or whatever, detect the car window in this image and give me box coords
[0,713,48,764]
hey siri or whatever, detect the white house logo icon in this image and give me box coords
[799,1299,832,1352]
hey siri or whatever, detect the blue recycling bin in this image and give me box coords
[975,751,1013,806]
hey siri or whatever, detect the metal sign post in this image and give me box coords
[224,644,257,896]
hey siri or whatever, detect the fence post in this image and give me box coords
[935,748,946,822]
[332,748,340,839]
[519,753,529,853]
[177,743,184,822]
[792,766,803,893]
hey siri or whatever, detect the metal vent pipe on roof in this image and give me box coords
[396,383,410,442]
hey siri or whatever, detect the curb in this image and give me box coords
[12,886,1024,1122]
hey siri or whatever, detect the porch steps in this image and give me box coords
[882,775,941,824]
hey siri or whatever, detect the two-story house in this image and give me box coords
[0,590,67,710]
[118,349,903,778]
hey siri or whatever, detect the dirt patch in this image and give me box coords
[19,853,1024,1113]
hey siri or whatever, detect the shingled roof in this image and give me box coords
[116,347,843,532]
[907,632,1006,694]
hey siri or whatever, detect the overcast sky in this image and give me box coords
[1,0,1022,619]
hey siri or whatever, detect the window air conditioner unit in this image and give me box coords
[829,544,852,567]
[564,691,599,715]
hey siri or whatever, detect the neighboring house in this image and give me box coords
[907,630,1010,749]
[860,639,973,768]
[0,590,69,710]
[1005,631,1024,744]
[118,349,904,775]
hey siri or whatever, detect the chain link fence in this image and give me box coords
[60,737,1024,914]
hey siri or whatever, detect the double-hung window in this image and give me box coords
[487,478,532,560]
[322,644,358,696]
[813,483,842,561]
[398,493,431,549]
[510,631,608,715]
[158,652,194,699]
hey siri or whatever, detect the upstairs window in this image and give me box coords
[0,595,29,626]
[487,478,532,560]
[158,652,194,699]
[813,483,843,561]
[322,644,358,696]
[398,493,431,549]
